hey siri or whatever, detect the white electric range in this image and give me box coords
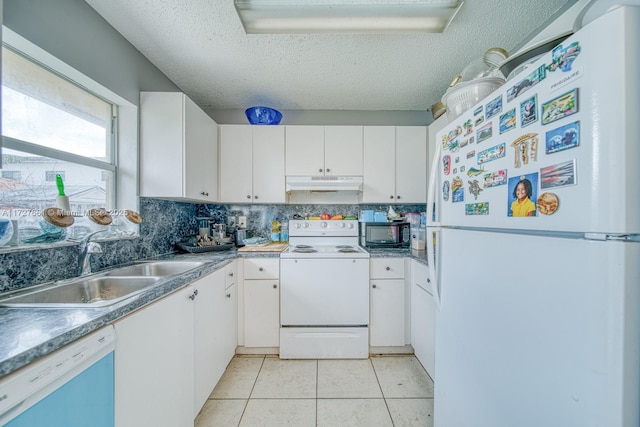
[279,220,370,359]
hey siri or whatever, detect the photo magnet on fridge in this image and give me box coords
[443,180,450,201]
[485,96,503,119]
[547,42,581,73]
[484,169,507,188]
[476,122,493,144]
[540,159,577,189]
[520,95,538,127]
[478,143,506,164]
[465,202,489,216]
[451,176,464,203]
[506,65,546,102]
[475,115,485,126]
[545,121,580,154]
[541,88,578,125]
[507,172,539,217]
[443,155,451,175]
[499,108,517,134]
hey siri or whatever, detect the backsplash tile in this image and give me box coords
[0,199,424,293]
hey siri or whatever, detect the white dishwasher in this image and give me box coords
[0,326,115,427]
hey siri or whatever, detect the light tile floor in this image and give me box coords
[195,355,434,427]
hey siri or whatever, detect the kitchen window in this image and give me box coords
[0,28,138,250]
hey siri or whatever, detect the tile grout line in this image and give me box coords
[315,359,319,427]
[236,354,266,427]
[370,356,397,427]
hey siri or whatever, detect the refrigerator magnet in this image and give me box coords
[510,133,539,168]
[467,166,485,177]
[461,166,466,172]
[466,150,476,159]
[541,88,578,125]
[453,168,458,174]
[545,121,580,154]
[468,179,483,200]
[465,202,489,216]
[476,122,493,144]
[506,65,546,102]
[460,138,469,148]
[537,192,560,215]
[484,169,507,188]
[547,42,581,73]
[443,155,451,175]
[455,156,460,163]
[473,105,483,116]
[475,115,485,126]
[540,159,577,189]
[443,180,450,201]
[485,96,503,119]
[507,173,539,217]
[464,119,474,135]
[452,176,464,203]
[520,95,538,127]
[478,143,506,164]
[499,108,517,134]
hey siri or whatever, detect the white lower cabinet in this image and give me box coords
[243,258,280,348]
[115,262,237,427]
[369,258,406,347]
[410,260,436,379]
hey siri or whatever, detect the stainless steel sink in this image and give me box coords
[103,260,206,277]
[0,276,162,308]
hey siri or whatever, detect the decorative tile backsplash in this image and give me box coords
[0,199,424,292]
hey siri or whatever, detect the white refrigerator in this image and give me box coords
[426,6,640,427]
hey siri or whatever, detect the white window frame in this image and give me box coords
[1,27,139,252]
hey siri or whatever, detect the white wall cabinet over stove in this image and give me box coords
[114,262,237,425]
[285,125,363,176]
[362,126,427,203]
[219,125,285,203]
[243,258,280,348]
[140,92,218,203]
[369,258,406,347]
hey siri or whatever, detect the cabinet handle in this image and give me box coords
[372,284,377,289]
[390,195,394,199]
[386,266,391,271]
[426,278,431,283]
[226,293,231,298]
[188,289,198,300]
[259,267,264,271]
[396,195,401,199]
[319,168,323,172]
[273,284,278,289]
[254,195,259,199]
[201,191,209,196]
[229,272,234,277]
[247,195,251,199]
[326,168,330,173]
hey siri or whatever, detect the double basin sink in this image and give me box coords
[0,261,207,308]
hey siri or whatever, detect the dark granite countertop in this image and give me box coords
[0,247,425,378]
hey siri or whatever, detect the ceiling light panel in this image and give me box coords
[234,0,464,34]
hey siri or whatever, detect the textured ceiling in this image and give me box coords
[85,0,574,112]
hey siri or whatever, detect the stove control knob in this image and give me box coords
[294,222,302,229]
[321,221,328,228]
[339,222,346,228]
[347,223,354,229]
[303,222,310,228]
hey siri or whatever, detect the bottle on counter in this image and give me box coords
[270,217,280,243]
[280,217,289,243]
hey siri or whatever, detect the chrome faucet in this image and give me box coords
[78,230,107,276]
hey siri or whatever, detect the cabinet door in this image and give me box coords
[285,126,324,176]
[411,260,435,378]
[115,287,194,427]
[362,126,396,203]
[222,283,238,363]
[219,125,253,203]
[244,279,280,347]
[140,92,185,199]
[395,126,427,203]
[324,126,363,176]
[370,257,405,279]
[193,271,226,418]
[253,126,285,203]
[370,279,405,347]
[184,95,218,202]
[244,258,279,280]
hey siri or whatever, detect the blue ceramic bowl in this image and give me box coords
[245,106,282,125]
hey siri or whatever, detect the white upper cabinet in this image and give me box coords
[285,125,363,176]
[140,92,218,203]
[219,125,285,203]
[363,126,427,203]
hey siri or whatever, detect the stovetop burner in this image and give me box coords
[294,245,314,249]
[335,245,354,249]
[338,248,359,253]
[292,246,318,253]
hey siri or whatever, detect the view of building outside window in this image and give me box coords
[1,46,119,246]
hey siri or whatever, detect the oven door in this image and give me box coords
[280,258,369,326]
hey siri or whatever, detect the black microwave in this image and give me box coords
[360,222,410,248]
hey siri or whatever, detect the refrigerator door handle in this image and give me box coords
[427,140,441,227]
[427,227,441,310]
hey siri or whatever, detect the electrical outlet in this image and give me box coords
[238,216,247,228]
[227,215,237,227]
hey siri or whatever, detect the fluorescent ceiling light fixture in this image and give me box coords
[234,0,464,34]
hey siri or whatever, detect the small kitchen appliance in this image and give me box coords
[360,221,410,248]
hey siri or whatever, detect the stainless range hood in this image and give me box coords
[285,176,363,192]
